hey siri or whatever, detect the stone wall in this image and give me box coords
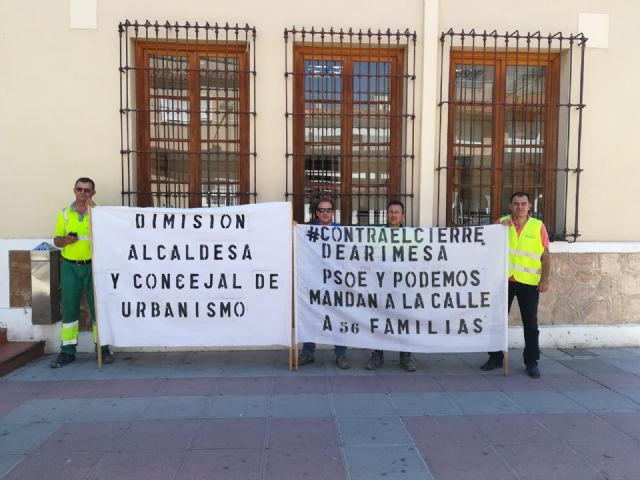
[509,253,640,325]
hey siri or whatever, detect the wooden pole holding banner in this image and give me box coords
[503,350,508,376]
[88,202,103,369]
[291,215,298,371]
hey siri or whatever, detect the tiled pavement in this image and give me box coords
[1,347,640,479]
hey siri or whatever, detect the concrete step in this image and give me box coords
[0,336,45,377]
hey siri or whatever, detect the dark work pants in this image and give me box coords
[489,281,540,366]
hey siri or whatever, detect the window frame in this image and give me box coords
[292,45,405,224]
[134,40,251,208]
[446,49,560,228]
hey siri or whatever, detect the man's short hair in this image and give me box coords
[75,177,95,191]
[387,199,404,212]
[315,195,335,211]
[510,192,530,202]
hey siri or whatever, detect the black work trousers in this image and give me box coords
[489,281,540,366]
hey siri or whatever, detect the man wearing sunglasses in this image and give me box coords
[299,195,350,369]
[50,178,114,368]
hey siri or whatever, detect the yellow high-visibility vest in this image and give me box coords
[54,204,92,261]
[501,215,543,286]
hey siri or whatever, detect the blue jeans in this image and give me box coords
[302,342,347,357]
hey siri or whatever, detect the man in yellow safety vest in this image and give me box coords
[480,192,550,378]
[50,177,113,368]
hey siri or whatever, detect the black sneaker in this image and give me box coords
[400,352,417,372]
[50,352,75,368]
[335,355,350,370]
[365,351,384,370]
[480,358,503,371]
[526,364,541,378]
[298,354,315,366]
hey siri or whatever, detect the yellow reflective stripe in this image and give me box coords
[509,248,541,261]
[510,263,542,275]
[77,236,90,240]
[61,321,79,344]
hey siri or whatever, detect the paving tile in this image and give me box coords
[80,397,154,422]
[494,440,603,480]
[215,377,273,395]
[569,438,640,480]
[505,390,587,414]
[207,394,269,418]
[119,419,199,451]
[403,415,487,447]
[2,451,104,480]
[379,374,442,393]
[2,398,89,424]
[587,372,640,390]
[37,421,129,452]
[596,412,640,440]
[0,455,25,478]
[38,379,162,399]
[344,445,433,480]
[89,449,184,480]
[418,441,517,480]
[558,358,625,374]
[562,389,640,412]
[468,414,555,444]
[333,393,397,417]
[485,374,553,392]
[270,394,332,417]
[329,376,386,393]
[0,399,25,417]
[541,373,606,390]
[191,418,266,449]
[447,392,525,415]
[619,389,640,404]
[155,378,217,396]
[268,417,338,447]
[272,376,328,394]
[413,354,475,375]
[175,449,262,480]
[435,374,496,392]
[535,413,633,442]
[139,395,209,420]
[338,416,413,446]
[0,422,61,454]
[265,445,345,480]
[391,393,460,416]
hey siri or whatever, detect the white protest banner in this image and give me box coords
[296,224,508,353]
[92,202,292,347]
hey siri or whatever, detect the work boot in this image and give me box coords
[50,352,75,369]
[101,348,114,365]
[526,363,541,378]
[480,357,503,371]
[365,350,384,370]
[298,354,315,366]
[335,355,350,370]
[399,352,417,372]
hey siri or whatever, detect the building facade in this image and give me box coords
[1,0,638,350]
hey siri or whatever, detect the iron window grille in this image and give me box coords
[436,29,586,241]
[284,27,417,226]
[119,20,257,208]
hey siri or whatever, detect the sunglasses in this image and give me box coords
[317,208,333,213]
[74,187,93,194]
